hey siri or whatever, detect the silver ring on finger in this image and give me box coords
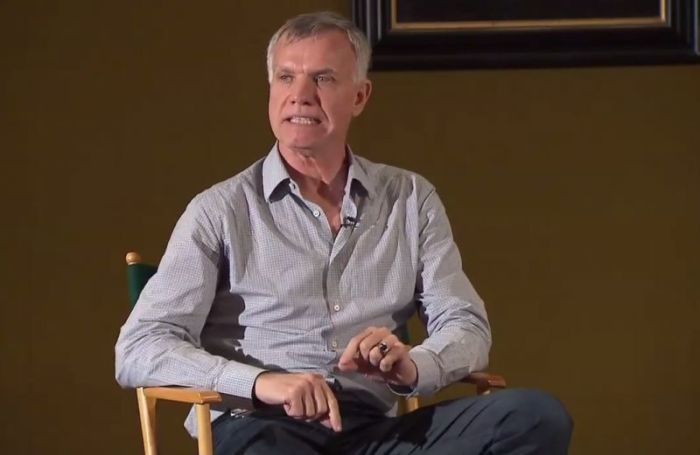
[378,340,390,355]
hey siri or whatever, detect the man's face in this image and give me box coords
[268,30,371,156]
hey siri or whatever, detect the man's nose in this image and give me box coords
[290,77,316,105]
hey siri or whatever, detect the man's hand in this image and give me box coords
[253,372,342,432]
[337,326,418,388]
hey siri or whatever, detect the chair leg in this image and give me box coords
[196,403,214,455]
[136,388,158,455]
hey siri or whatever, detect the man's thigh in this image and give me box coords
[212,410,332,455]
[335,388,572,455]
[212,389,572,455]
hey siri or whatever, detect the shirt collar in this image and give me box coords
[262,143,375,202]
[345,145,375,199]
[262,144,292,202]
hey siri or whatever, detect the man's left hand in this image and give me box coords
[337,326,417,388]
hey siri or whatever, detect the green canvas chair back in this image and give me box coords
[126,252,157,307]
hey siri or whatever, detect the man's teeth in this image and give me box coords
[290,116,317,125]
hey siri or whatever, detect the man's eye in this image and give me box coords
[315,75,332,84]
[278,74,293,82]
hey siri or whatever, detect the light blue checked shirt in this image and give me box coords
[115,145,491,435]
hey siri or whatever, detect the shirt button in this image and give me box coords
[331,340,338,348]
[312,209,321,218]
[333,304,341,312]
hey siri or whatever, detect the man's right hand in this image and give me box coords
[253,372,342,432]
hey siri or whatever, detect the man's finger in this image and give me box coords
[322,381,342,432]
[368,342,387,367]
[313,382,329,419]
[338,326,374,367]
[366,334,398,366]
[303,388,316,418]
[378,346,403,372]
[358,333,384,361]
[284,393,304,418]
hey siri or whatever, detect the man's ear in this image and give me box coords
[352,79,373,117]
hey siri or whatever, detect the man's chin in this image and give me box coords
[278,139,323,155]
[277,135,346,159]
[287,146,321,159]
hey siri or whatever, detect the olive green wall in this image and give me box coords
[2,1,698,454]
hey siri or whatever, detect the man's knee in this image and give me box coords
[492,388,573,444]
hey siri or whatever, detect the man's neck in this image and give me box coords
[279,144,349,201]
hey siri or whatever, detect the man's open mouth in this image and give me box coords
[287,116,320,125]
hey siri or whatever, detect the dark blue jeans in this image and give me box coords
[212,388,573,454]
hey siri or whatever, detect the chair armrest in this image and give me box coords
[460,372,507,395]
[140,386,222,404]
[404,371,506,413]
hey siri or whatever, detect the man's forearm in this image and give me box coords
[115,319,266,398]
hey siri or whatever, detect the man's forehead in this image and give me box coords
[272,30,356,71]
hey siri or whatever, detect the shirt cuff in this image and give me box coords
[387,346,441,397]
[215,360,267,399]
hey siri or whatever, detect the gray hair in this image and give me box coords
[266,11,371,83]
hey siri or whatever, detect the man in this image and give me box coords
[116,11,572,454]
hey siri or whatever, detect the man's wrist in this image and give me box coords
[386,360,419,396]
[406,347,440,395]
[409,359,419,389]
[251,370,272,407]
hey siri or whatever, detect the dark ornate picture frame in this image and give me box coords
[352,0,700,70]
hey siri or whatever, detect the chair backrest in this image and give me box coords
[126,252,157,308]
